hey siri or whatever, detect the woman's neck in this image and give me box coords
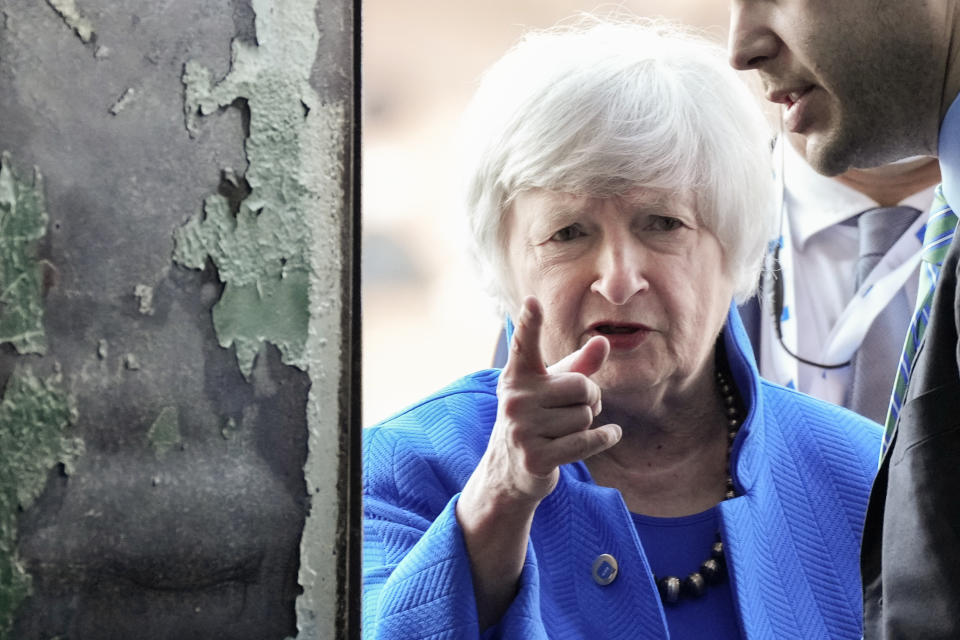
[585,369,732,517]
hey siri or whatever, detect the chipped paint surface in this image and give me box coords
[174,0,348,635]
[109,88,136,116]
[133,284,155,315]
[0,153,48,356]
[0,367,83,638]
[174,0,343,381]
[46,0,95,44]
[174,194,311,377]
[220,416,239,441]
[146,406,181,457]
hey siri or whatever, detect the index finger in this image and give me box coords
[503,296,547,378]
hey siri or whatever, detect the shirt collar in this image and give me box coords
[778,138,878,250]
[778,138,937,250]
[939,92,960,208]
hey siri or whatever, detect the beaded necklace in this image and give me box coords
[653,369,741,605]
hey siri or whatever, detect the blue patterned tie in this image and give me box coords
[883,185,958,453]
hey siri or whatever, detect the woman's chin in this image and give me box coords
[595,363,661,396]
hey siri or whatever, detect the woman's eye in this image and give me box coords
[649,216,684,232]
[550,224,585,242]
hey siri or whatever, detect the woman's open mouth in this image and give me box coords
[590,323,650,350]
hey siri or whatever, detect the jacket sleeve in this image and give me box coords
[363,427,547,640]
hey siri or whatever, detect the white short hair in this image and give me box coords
[459,17,776,313]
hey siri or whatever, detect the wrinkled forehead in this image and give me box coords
[518,186,693,209]
[506,186,700,221]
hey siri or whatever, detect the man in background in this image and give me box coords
[729,2,960,637]
[742,133,940,425]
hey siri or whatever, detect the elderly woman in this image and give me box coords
[363,19,881,640]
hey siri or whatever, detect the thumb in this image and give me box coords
[548,335,610,378]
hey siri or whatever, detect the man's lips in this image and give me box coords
[766,85,813,108]
[767,85,816,133]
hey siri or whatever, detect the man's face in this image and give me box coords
[728,0,945,176]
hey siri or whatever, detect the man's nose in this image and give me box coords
[728,1,780,70]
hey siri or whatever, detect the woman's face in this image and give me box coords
[504,187,734,396]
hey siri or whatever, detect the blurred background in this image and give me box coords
[362,1,734,425]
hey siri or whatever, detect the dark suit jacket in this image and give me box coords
[861,231,960,638]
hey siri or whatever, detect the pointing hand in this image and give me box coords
[484,296,623,504]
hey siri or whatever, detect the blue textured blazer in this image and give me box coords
[363,306,882,639]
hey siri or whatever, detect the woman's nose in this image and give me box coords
[590,242,648,305]
[728,2,780,70]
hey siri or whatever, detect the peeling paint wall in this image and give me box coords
[0,154,48,356]
[0,0,357,637]
[0,368,82,638]
[174,0,334,380]
[146,406,181,457]
[170,1,354,636]
[45,0,94,44]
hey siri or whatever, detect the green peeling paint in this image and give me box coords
[174,0,338,379]
[0,153,49,356]
[176,0,348,635]
[174,192,310,378]
[146,406,181,457]
[0,367,82,638]
[213,270,309,377]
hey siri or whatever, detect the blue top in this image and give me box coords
[363,305,882,639]
[631,508,741,639]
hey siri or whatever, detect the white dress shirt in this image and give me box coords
[757,140,935,408]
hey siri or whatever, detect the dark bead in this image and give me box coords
[725,489,736,499]
[711,541,724,560]
[658,576,681,604]
[700,558,723,584]
[683,572,706,598]
[728,418,739,428]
